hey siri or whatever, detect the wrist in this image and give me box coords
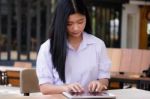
[61,84,69,92]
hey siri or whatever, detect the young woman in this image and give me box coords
[36,0,111,95]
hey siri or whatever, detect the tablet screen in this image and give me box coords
[62,91,116,99]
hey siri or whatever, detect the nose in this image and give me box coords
[72,24,79,31]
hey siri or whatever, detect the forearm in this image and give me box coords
[40,84,67,95]
[40,82,84,94]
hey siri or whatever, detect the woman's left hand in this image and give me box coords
[88,80,107,93]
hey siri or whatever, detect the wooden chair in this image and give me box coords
[14,61,32,68]
[129,49,142,74]
[119,48,132,73]
[107,48,113,60]
[110,48,122,72]
[20,68,40,96]
[140,50,150,73]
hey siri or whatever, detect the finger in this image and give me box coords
[70,86,78,92]
[99,85,107,92]
[104,85,107,90]
[91,83,97,92]
[76,83,84,92]
[95,83,100,92]
[73,84,82,92]
[88,83,93,92]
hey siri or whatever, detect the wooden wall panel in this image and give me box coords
[139,6,150,49]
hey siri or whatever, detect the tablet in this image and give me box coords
[62,91,116,99]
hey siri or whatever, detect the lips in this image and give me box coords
[72,33,79,35]
[72,32,81,35]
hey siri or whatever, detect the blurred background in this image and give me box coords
[0,0,150,66]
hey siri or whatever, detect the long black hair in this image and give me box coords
[49,0,92,82]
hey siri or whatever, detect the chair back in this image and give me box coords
[20,68,40,96]
[110,48,122,72]
[14,61,32,68]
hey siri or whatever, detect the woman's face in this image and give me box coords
[67,13,86,39]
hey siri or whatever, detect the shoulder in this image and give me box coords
[39,39,50,52]
[41,39,50,48]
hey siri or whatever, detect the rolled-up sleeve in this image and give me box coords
[97,41,111,79]
[36,41,54,85]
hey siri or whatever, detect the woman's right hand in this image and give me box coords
[63,82,84,93]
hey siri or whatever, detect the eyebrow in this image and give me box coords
[78,18,85,21]
[68,18,85,23]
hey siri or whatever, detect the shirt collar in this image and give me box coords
[83,32,96,45]
[67,32,96,51]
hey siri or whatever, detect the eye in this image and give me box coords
[78,21,83,24]
[78,19,85,24]
[67,23,72,26]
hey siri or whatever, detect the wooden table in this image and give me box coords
[0,66,25,71]
[0,85,66,99]
[1,95,66,99]
[110,72,150,90]
[108,88,150,99]
[1,86,150,99]
[0,66,25,86]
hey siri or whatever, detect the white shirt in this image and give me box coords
[36,32,111,88]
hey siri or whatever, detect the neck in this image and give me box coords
[68,36,82,44]
[68,35,83,50]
